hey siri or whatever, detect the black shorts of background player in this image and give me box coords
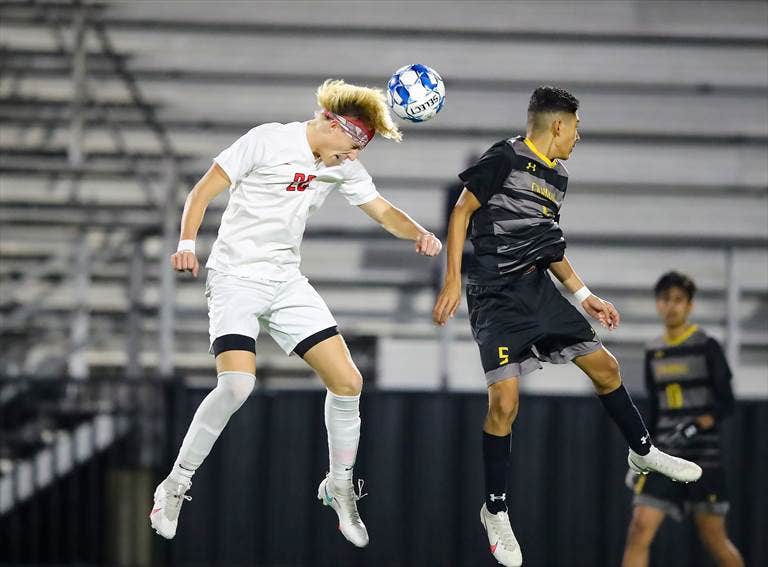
[432,86,702,567]
[622,271,743,567]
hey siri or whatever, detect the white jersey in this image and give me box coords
[206,121,379,280]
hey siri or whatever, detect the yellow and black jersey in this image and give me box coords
[458,136,568,285]
[645,325,735,467]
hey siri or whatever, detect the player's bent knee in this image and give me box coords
[489,395,519,424]
[597,374,622,393]
[604,353,620,376]
[328,369,363,396]
[591,355,621,390]
[217,371,256,407]
[332,382,362,397]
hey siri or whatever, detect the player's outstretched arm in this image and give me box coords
[358,196,442,256]
[170,163,231,277]
[432,189,480,326]
[549,256,620,330]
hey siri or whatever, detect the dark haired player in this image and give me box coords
[433,87,702,567]
[622,271,743,567]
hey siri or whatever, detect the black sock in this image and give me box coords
[482,431,511,514]
[598,384,651,455]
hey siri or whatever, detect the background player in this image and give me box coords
[622,271,743,567]
[149,79,442,545]
[432,87,702,567]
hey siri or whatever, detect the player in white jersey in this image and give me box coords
[149,80,442,545]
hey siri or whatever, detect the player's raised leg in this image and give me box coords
[621,504,666,567]
[150,347,256,539]
[300,333,368,548]
[573,347,701,483]
[480,377,523,567]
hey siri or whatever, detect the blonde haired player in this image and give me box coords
[150,79,442,546]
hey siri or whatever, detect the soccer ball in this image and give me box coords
[386,64,445,123]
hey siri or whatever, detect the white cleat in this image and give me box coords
[628,445,702,483]
[317,473,369,548]
[480,503,523,567]
[149,477,192,539]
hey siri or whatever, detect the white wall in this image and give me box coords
[378,337,768,398]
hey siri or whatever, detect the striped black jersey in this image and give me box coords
[645,325,735,468]
[459,136,568,285]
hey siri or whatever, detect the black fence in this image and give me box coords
[0,377,171,565]
[1,378,766,566]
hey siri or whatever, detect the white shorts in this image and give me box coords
[205,269,337,355]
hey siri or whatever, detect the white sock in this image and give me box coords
[324,390,361,486]
[169,371,255,484]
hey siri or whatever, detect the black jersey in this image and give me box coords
[459,136,569,285]
[645,325,735,468]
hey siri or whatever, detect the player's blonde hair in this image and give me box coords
[316,79,402,142]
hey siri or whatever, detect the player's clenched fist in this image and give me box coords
[415,232,442,256]
[170,250,200,277]
[432,278,460,326]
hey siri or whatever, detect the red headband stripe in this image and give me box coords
[323,110,374,147]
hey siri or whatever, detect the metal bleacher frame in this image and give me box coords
[0,0,766,386]
[1,0,184,378]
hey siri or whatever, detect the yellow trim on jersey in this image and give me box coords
[634,474,647,495]
[664,324,699,347]
[523,138,557,168]
[665,383,684,409]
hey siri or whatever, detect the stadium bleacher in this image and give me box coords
[0,0,766,394]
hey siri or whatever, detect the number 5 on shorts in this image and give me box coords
[498,346,509,366]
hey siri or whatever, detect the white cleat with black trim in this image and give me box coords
[149,477,192,539]
[628,445,702,483]
[317,473,369,548]
[480,503,523,567]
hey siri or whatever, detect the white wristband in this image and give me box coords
[177,239,196,254]
[574,286,592,303]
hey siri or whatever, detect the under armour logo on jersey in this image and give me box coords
[526,162,536,171]
[489,493,506,502]
[640,434,650,445]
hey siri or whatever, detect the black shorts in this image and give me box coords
[466,268,601,386]
[629,466,730,521]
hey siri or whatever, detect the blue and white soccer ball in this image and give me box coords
[386,64,445,123]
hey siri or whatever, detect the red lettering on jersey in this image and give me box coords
[285,173,316,192]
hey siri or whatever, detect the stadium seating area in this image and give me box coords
[1,0,766,395]
[0,4,766,566]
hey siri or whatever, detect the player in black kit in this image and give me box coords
[432,87,702,567]
[622,271,743,567]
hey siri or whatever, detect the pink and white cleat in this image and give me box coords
[480,503,523,567]
[149,477,192,539]
[317,473,369,548]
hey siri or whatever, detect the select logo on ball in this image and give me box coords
[406,93,441,117]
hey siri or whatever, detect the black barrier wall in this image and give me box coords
[2,386,766,566]
[165,390,766,567]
